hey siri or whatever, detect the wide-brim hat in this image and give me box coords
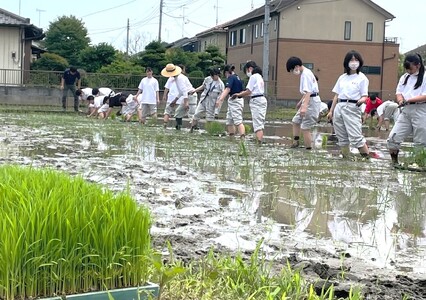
[161,63,182,77]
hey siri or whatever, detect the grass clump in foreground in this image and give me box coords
[0,165,151,300]
[154,242,363,300]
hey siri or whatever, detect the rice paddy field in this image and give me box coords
[0,111,425,299]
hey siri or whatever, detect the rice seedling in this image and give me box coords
[0,165,151,299]
[205,121,226,136]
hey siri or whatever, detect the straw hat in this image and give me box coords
[161,63,182,77]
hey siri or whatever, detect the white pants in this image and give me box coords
[333,102,366,148]
[387,104,426,150]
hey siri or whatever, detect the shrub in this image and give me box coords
[0,165,151,299]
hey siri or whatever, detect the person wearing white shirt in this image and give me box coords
[122,94,140,122]
[161,64,194,130]
[134,67,160,124]
[286,56,321,149]
[97,97,110,119]
[76,87,93,114]
[387,54,426,165]
[327,50,370,158]
[375,100,399,131]
[232,61,267,143]
[162,77,179,128]
[92,87,114,97]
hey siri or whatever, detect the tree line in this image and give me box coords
[32,15,226,77]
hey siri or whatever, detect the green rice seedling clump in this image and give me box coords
[0,165,151,300]
[205,121,225,136]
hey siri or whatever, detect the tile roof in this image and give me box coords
[0,8,30,25]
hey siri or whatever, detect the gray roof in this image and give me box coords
[0,8,44,40]
[0,8,30,25]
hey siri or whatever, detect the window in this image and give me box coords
[303,63,314,70]
[344,21,351,40]
[240,28,246,44]
[230,30,237,46]
[361,66,381,75]
[366,22,373,41]
[260,22,264,37]
[255,24,259,39]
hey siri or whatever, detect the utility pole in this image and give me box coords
[263,0,270,96]
[36,8,46,27]
[126,18,130,56]
[181,5,187,38]
[158,0,163,41]
[215,0,219,25]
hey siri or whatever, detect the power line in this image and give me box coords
[81,0,137,18]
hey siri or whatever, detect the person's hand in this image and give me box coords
[231,94,238,99]
[60,86,64,90]
[356,99,364,107]
[188,90,195,95]
[184,103,189,110]
[216,100,221,108]
[327,111,333,121]
[296,100,302,109]
[300,105,307,118]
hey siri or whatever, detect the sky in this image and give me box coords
[1,0,423,54]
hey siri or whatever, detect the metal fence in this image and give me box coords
[0,69,206,92]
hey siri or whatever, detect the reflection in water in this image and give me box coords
[0,114,425,273]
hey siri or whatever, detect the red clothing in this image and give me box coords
[364,97,383,114]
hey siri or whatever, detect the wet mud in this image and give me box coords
[0,113,425,299]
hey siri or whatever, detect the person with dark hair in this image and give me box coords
[60,66,81,112]
[232,61,267,143]
[189,68,225,132]
[362,94,383,124]
[286,56,321,149]
[216,64,245,138]
[327,50,370,158]
[387,53,426,166]
[134,67,160,124]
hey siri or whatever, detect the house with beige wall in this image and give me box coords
[195,25,228,55]
[224,0,398,102]
[0,8,44,85]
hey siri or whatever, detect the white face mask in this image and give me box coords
[292,69,301,75]
[246,72,252,77]
[349,62,359,70]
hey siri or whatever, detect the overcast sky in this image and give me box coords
[2,0,422,54]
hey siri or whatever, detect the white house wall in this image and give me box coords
[0,27,23,85]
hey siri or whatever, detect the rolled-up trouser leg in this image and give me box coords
[341,103,366,148]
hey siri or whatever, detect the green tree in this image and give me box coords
[99,53,144,75]
[79,43,116,73]
[44,15,90,66]
[165,48,199,73]
[196,45,226,76]
[31,53,69,71]
[132,41,167,74]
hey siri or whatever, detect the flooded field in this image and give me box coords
[1,112,425,298]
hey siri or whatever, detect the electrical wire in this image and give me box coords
[81,0,137,18]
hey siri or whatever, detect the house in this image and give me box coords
[0,8,44,85]
[405,44,426,58]
[195,24,229,54]
[223,0,399,102]
[166,37,199,52]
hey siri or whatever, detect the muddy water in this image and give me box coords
[0,113,425,280]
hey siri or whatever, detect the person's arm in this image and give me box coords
[156,91,160,105]
[60,78,64,90]
[217,87,230,107]
[376,115,384,130]
[133,89,142,100]
[327,94,338,121]
[162,88,169,101]
[189,84,204,95]
[299,93,311,117]
[76,78,81,90]
[233,88,251,98]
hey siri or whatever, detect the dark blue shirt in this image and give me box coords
[62,69,81,85]
[225,74,243,96]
